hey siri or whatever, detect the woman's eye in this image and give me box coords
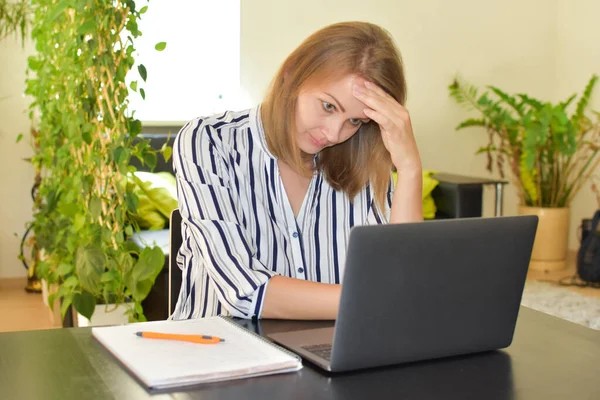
[349,118,362,126]
[322,101,335,112]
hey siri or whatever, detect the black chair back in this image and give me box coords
[169,209,183,317]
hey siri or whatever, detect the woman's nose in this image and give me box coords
[322,119,344,144]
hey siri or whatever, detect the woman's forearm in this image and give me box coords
[390,168,424,224]
[261,275,341,320]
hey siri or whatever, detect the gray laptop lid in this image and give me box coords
[328,215,538,372]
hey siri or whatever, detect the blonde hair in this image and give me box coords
[261,21,407,212]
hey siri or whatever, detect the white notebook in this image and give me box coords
[92,316,302,390]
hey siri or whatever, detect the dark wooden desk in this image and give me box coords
[1,307,599,400]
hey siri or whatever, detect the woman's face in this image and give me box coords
[295,74,371,154]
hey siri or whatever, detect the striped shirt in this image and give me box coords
[171,106,394,320]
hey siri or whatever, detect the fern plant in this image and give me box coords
[449,75,600,207]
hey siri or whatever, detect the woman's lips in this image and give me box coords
[308,133,327,148]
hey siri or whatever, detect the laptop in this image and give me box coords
[268,215,538,372]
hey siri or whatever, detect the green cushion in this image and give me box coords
[129,171,178,230]
[393,170,439,219]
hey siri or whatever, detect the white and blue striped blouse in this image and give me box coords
[170,106,394,320]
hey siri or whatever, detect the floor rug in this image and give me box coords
[522,280,600,330]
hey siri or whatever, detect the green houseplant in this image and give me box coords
[26,0,167,323]
[1,0,39,293]
[0,0,31,42]
[449,75,600,271]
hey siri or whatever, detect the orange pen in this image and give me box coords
[135,331,225,344]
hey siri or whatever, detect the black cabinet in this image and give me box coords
[431,173,508,219]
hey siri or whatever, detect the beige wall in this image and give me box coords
[0,38,35,278]
[241,0,556,227]
[0,0,597,277]
[555,0,600,250]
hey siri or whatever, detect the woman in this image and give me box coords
[171,21,422,321]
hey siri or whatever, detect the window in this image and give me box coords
[127,0,243,125]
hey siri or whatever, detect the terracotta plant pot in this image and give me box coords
[518,206,570,272]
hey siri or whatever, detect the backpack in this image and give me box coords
[577,210,600,283]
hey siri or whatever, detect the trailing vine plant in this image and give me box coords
[26,0,167,322]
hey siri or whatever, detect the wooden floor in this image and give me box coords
[0,278,56,333]
[1,251,599,333]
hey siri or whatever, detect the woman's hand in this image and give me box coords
[353,79,423,223]
[353,81,422,174]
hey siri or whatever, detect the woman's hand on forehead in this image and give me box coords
[352,80,421,173]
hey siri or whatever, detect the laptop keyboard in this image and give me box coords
[301,344,332,361]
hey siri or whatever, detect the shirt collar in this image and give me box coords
[249,104,277,160]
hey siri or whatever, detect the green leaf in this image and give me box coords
[140,5,148,14]
[143,152,157,169]
[60,295,73,318]
[475,145,498,154]
[100,269,120,283]
[113,146,127,165]
[559,94,577,111]
[130,81,137,92]
[129,301,147,322]
[133,280,154,301]
[89,197,102,220]
[116,64,126,83]
[126,192,139,213]
[154,42,167,51]
[456,119,486,130]
[77,19,97,35]
[27,56,42,71]
[488,86,524,117]
[75,245,106,294]
[127,119,142,137]
[574,74,598,122]
[63,275,79,288]
[48,294,57,311]
[125,225,133,236]
[35,259,51,281]
[135,313,148,323]
[517,94,544,111]
[49,1,69,22]
[58,203,78,217]
[56,263,73,277]
[132,246,164,282]
[138,64,147,82]
[82,130,92,145]
[163,145,172,162]
[126,248,159,301]
[73,291,96,320]
[16,134,24,143]
[140,88,146,100]
[73,214,85,231]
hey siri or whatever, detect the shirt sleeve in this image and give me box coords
[173,119,277,319]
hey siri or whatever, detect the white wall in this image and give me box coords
[0,38,35,278]
[1,0,597,277]
[555,0,600,250]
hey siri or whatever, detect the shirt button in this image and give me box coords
[298,268,304,274]
[292,232,298,238]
